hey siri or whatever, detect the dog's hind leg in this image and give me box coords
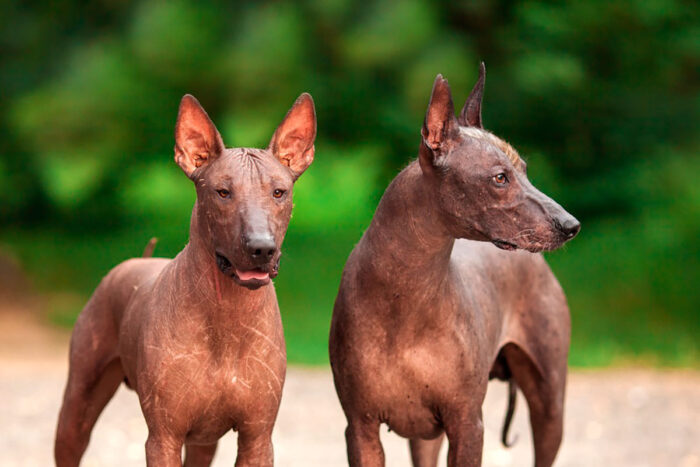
[500,271,571,467]
[55,295,123,467]
[409,434,444,467]
[503,341,566,467]
[55,357,123,466]
[184,442,218,466]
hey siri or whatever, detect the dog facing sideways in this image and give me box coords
[330,64,580,467]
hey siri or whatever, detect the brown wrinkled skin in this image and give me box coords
[329,67,580,467]
[55,93,316,467]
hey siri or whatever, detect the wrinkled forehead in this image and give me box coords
[458,127,523,170]
[199,148,293,187]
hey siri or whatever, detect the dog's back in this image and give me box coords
[79,257,170,332]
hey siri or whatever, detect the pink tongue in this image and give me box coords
[236,269,270,281]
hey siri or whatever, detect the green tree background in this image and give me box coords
[1,0,697,365]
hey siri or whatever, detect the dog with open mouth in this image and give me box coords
[55,92,316,466]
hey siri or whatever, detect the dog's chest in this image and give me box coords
[184,358,271,442]
[354,336,471,439]
[136,337,284,443]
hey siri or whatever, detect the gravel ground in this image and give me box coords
[1,309,698,467]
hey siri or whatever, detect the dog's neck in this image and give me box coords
[175,203,272,311]
[361,161,455,293]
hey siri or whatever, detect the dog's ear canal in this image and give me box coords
[458,62,486,128]
[269,93,317,180]
[420,74,459,174]
[174,94,224,178]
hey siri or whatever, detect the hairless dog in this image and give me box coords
[55,93,316,466]
[330,64,579,467]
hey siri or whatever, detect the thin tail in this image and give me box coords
[142,237,158,258]
[501,378,518,448]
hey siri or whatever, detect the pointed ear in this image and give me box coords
[269,93,316,180]
[458,62,486,128]
[174,94,224,178]
[419,74,459,172]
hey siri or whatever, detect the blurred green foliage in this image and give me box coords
[1,0,698,366]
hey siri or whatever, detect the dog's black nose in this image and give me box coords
[246,235,277,263]
[558,216,581,239]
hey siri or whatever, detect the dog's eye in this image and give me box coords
[217,189,230,199]
[493,173,508,186]
[273,189,285,199]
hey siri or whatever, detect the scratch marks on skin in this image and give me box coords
[460,127,522,170]
[244,355,282,391]
[240,323,285,359]
[212,261,222,303]
[173,260,219,306]
[241,356,282,406]
[231,375,252,388]
[170,380,192,416]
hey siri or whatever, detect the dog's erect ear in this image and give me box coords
[458,62,486,128]
[269,93,316,180]
[420,74,459,173]
[174,94,224,178]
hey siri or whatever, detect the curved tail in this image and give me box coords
[501,378,518,447]
[142,237,158,258]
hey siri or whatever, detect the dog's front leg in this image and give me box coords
[145,431,184,467]
[235,427,274,467]
[443,406,484,467]
[345,418,385,467]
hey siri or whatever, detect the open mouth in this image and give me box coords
[492,239,518,251]
[233,268,271,289]
[216,252,272,289]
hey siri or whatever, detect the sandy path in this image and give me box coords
[1,310,698,466]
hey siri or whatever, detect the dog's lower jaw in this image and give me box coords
[520,235,572,253]
[494,232,574,253]
[492,239,518,251]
